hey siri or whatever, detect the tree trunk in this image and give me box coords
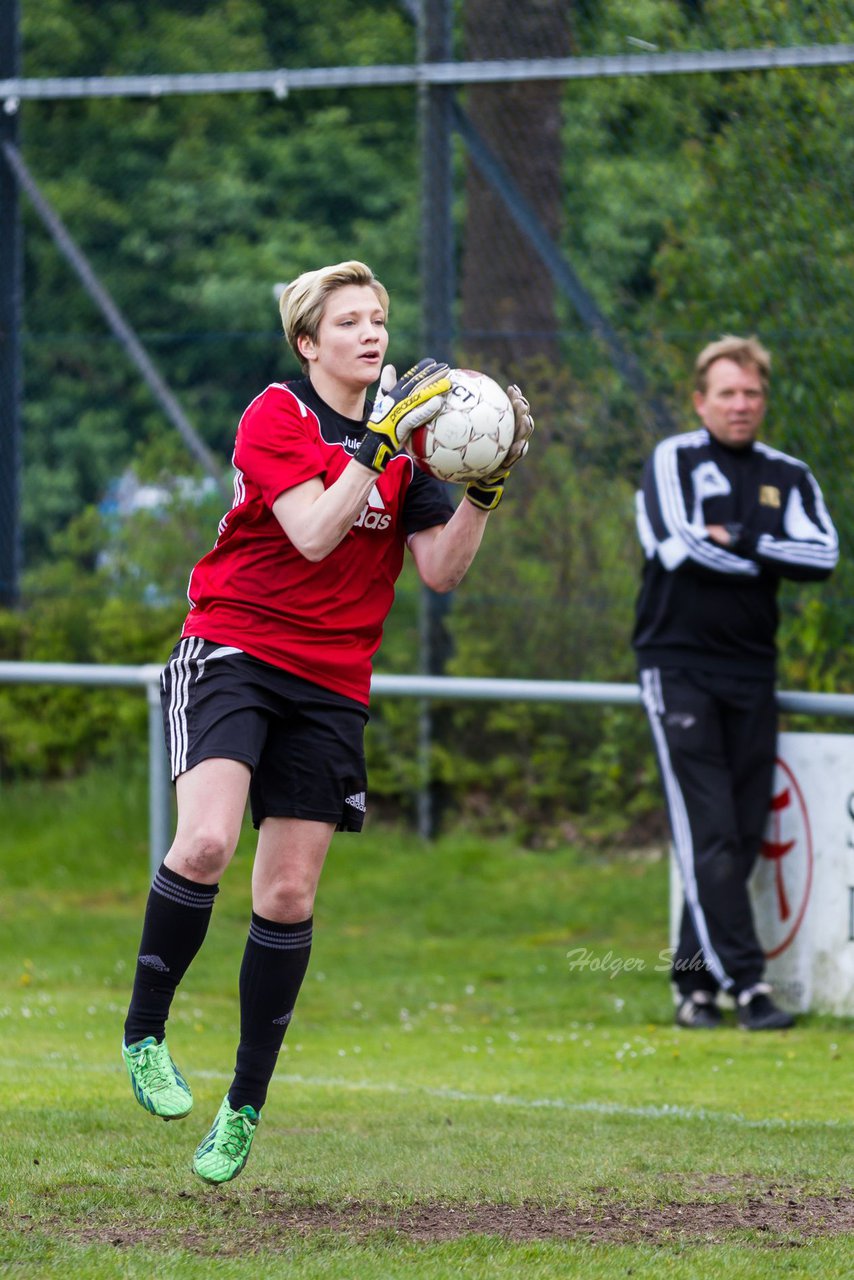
[460,0,572,375]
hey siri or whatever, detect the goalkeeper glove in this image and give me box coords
[355,358,451,474]
[465,383,534,511]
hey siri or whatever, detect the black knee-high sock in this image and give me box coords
[123,863,219,1046]
[229,913,313,1113]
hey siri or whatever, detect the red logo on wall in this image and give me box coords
[756,757,813,958]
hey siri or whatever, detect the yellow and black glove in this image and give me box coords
[355,358,451,474]
[464,383,534,511]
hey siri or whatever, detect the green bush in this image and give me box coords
[0,497,196,779]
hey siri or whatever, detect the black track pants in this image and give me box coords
[640,666,777,997]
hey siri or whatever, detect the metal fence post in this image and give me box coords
[417,0,455,840]
[0,0,22,608]
[145,667,171,878]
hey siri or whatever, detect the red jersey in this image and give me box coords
[181,378,454,704]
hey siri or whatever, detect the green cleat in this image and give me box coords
[192,1094,260,1184]
[122,1036,193,1120]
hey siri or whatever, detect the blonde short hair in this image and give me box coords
[694,334,772,395]
[279,261,389,372]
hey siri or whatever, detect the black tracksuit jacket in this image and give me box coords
[632,428,839,675]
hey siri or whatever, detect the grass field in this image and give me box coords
[1,764,852,1278]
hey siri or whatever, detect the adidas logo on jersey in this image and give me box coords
[353,485,391,532]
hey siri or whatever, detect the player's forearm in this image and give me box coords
[412,499,489,593]
[272,463,378,561]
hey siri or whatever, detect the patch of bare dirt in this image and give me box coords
[49,1178,854,1250]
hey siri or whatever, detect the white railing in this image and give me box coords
[2,661,853,875]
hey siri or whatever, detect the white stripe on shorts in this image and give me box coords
[165,639,247,779]
[166,636,204,779]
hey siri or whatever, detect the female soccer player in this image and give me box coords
[121,260,533,1183]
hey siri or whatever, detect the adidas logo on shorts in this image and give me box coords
[345,791,366,813]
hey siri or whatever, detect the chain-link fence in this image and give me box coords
[2,1,853,830]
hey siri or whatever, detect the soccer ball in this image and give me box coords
[407,368,515,483]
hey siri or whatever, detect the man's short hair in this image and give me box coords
[694,334,772,395]
[279,261,389,371]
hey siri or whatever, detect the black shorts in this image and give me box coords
[160,638,370,831]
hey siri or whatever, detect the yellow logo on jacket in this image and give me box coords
[760,485,781,508]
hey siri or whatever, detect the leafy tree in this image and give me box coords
[460,0,573,370]
[19,0,422,561]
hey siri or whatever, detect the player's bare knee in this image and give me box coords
[256,878,315,923]
[170,827,236,881]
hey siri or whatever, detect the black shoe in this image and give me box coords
[675,991,722,1029]
[737,984,795,1031]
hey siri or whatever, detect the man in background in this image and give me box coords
[632,335,838,1030]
